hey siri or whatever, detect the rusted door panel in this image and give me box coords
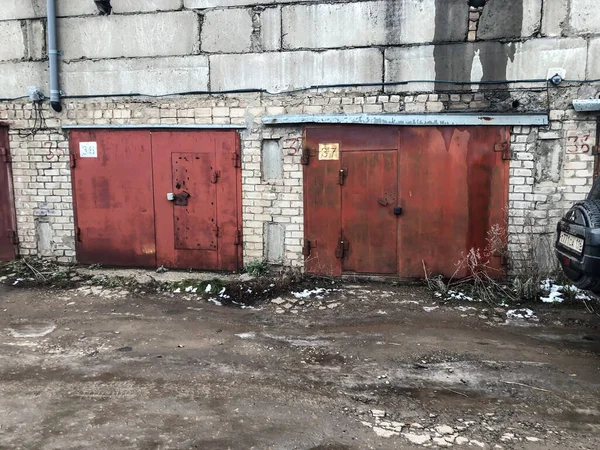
[172,153,217,251]
[398,126,509,278]
[213,132,242,271]
[304,128,342,276]
[341,151,398,274]
[152,131,240,271]
[0,127,17,261]
[70,130,156,267]
[306,125,398,153]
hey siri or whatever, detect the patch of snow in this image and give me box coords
[205,284,212,293]
[291,288,328,299]
[207,298,222,306]
[540,279,564,303]
[540,278,593,302]
[173,288,181,294]
[507,308,536,320]
[446,290,476,302]
[423,306,439,312]
[235,332,256,339]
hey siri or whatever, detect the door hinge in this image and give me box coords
[334,234,349,259]
[337,168,348,185]
[8,230,19,245]
[494,142,511,160]
[211,170,221,184]
[232,151,241,168]
[303,239,316,257]
[76,227,82,242]
[234,229,242,246]
[301,146,310,165]
[69,152,77,168]
[0,147,10,163]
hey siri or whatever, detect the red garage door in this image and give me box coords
[0,127,17,261]
[303,125,509,278]
[70,130,242,270]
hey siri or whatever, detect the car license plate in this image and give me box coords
[559,232,584,254]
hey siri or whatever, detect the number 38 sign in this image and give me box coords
[566,131,594,154]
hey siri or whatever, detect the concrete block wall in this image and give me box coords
[2,0,600,99]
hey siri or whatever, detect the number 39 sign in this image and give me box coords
[566,131,593,154]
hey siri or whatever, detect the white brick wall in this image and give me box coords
[2,86,599,275]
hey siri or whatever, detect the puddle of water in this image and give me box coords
[6,323,56,338]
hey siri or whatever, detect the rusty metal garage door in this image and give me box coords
[0,127,17,260]
[303,125,509,278]
[70,130,242,270]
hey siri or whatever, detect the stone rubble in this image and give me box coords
[358,409,548,448]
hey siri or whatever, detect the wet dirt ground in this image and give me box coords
[0,281,599,449]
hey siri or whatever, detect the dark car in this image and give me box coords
[555,176,600,294]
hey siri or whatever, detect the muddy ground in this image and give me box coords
[0,279,599,450]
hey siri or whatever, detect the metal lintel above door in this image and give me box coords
[262,113,549,127]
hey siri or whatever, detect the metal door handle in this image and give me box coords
[378,198,389,206]
[167,193,175,201]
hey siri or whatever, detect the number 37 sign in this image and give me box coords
[566,131,595,154]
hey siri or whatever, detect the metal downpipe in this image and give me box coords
[47,0,62,112]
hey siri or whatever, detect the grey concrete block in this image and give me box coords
[386,38,587,91]
[185,0,316,8]
[0,61,47,99]
[210,49,383,93]
[36,220,54,257]
[262,140,283,180]
[201,8,252,53]
[59,12,199,60]
[56,1,97,16]
[59,1,184,17]
[112,0,184,14]
[385,46,435,92]
[0,0,45,20]
[0,21,26,61]
[507,38,587,82]
[261,7,281,51]
[587,38,600,80]
[61,56,209,96]
[26,20,46,60]
[478,0,542,39]
[542,0,568,37]
[1,0,183,19]
[570,0,600,33]
[282,0,467,49]
[264,222,284,263]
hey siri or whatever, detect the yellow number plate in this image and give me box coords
[318,143,340,160]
